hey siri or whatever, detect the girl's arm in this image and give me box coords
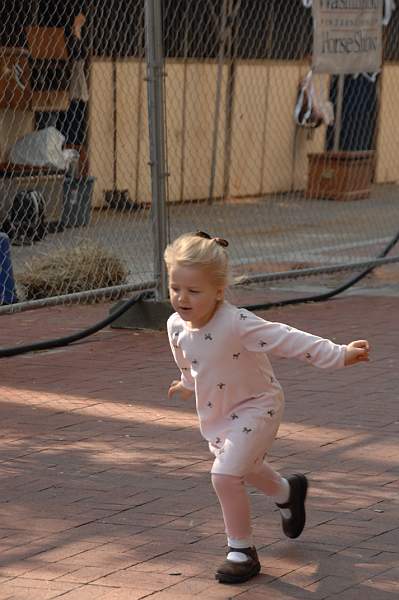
[236,309,347,369]
[167,317,195,393]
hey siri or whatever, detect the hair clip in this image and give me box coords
[195,230,212,240]
[195,231,229,248]
[213,237,229,247]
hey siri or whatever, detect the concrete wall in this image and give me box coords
[86,59,399,204]
[1,59,398,204]
[115,59,150,204]
[375,64,399,184]
[229,61,328,196]
[88,60,115,208]
[89,58,228,206]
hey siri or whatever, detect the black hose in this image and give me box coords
[1,230,398,359]
[0,293,144,358]
[244,230,399,312]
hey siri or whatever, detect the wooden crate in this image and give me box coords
[306,151,374,201]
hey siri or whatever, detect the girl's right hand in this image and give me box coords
[168,380,193,401]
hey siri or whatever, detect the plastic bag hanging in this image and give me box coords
[383,0,396,24]
[294,71,334,128]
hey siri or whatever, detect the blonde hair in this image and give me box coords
[164,232,230,288]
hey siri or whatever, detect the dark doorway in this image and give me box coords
[326,74,379,152]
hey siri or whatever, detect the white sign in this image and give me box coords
[312,0,383,74]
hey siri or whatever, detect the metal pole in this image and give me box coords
[179,2,190,202]
[333,74,345,152]
[145,0,168,301]
[0,281,156,316]
[209,0,229,204]
[223,0,238,198]
[112,59,117,189]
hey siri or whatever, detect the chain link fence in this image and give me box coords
[0,0,154,312]
[162,0,399,298]
[1,0,399,313]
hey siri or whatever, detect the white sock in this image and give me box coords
[274,477,291,519]
[227,536,253,562]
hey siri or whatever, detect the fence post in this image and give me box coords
[208,0,228,204]
[145,0,168,301]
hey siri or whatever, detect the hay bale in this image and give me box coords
[16,242,128,300]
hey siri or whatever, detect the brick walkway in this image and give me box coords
[0,293,398,599]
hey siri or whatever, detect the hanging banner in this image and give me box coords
[312,0,383,74]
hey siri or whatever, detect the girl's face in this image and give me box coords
[168,264,224,329]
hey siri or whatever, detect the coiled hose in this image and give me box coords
[1,230,398,358]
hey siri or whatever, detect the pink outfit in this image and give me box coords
[167,301,346,478]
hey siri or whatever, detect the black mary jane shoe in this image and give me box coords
[215,546,261,584]
[276,473,308,539]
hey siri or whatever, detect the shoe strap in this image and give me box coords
[228,546,256,559]
[276,499,291,508]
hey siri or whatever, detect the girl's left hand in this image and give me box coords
[345,340,370,366]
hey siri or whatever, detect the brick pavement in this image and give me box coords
[0,292,398,599]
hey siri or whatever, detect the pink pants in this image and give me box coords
[212,461,285,541]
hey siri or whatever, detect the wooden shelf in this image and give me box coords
[25,27,68,60]
[31,90,69,111]
[0,47,32,110]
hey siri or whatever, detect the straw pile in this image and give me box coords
[17,242,128,300]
